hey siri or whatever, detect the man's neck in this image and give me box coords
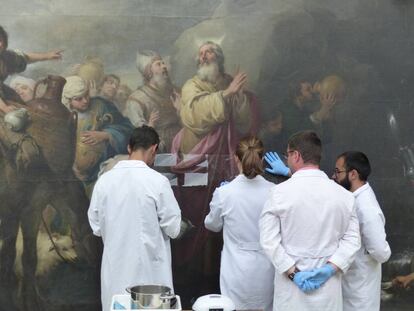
[350,180,366,193]
[148,81,159,90]
[295,163,319,172]
[148,81,171,94]
[128,151,149,165]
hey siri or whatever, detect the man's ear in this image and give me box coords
[151,144,158,154]
[127,145,132,155]
[294,150,301,164]
[349,169,359,181]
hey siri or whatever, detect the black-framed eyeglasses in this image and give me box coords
[333,168,347,177]
[282,150,295,160]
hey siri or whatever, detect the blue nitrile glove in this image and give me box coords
[301,279,321,292]
[220,180,229,187]
[113,301,126,310]
[264,152,290,176]
[294,271,321,292]
[306,264,336,287]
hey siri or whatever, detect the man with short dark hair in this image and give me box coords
[260,130,360,311]
[88,125,182,311]
[333,151,391,311]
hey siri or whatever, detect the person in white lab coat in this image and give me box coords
[260,130,361,311]
[88,125,181,311]
[204,136,275,311]
[333,151,391,311]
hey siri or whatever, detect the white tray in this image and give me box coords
[111,294,182,311]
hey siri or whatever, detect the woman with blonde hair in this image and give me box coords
[205,136,274,311]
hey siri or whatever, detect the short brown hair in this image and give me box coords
[235,136,264,179]
[288,130,322,165]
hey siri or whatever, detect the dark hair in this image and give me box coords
[288,79,309,99]
[0,26,8,49]
[128,125,160,151]
[235,136,264,179]
[338,151,371,181]
[288,130,322,165]
[102,74,120,85]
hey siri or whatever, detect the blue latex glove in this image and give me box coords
[306,264,336,288]
[113,301,126,310]
[294,271,321,292]
[219,180,229,187]
[301,279,321,292]
[264,152,290,176]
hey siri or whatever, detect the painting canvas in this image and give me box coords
[0,0,414,310]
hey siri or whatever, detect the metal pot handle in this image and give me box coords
[125,287,131,294]
[160,293,175,300]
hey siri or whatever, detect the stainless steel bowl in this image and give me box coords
[126,285,175,309]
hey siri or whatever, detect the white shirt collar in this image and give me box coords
[113,160,148,169]
[352,182,370,197]
[291,168,328,179]
[234,174,265,182]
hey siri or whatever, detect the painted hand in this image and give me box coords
[47,49,64,60]
[81,130,110,145]
[170,90,181,113]
[88,80,98,97]
[264,152,290,176]
[392,274,414,289]
[223,72,247,98]
[148,110,160,127]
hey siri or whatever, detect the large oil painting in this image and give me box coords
[0,1,414,310]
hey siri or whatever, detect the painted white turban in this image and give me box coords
[136,50,161,76]
[9,76,36,91]
[61,76,88,108]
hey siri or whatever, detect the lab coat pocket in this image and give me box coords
[238,242,261,251]
[237,242,262,273]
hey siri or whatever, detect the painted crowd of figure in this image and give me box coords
[0,24,349,310]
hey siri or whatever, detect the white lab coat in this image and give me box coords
[88,160,181,311]
[259,169,361,311]
[205,175,275,311]
[342,183,391,311]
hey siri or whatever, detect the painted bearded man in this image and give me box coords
[169,42,259,279]
[172,41,257,180]
[125,50,181,153]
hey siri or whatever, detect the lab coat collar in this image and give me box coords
[113,160,149,169]
[233,174,266,182]
[291,168,328,179]
[352,182,370,197]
